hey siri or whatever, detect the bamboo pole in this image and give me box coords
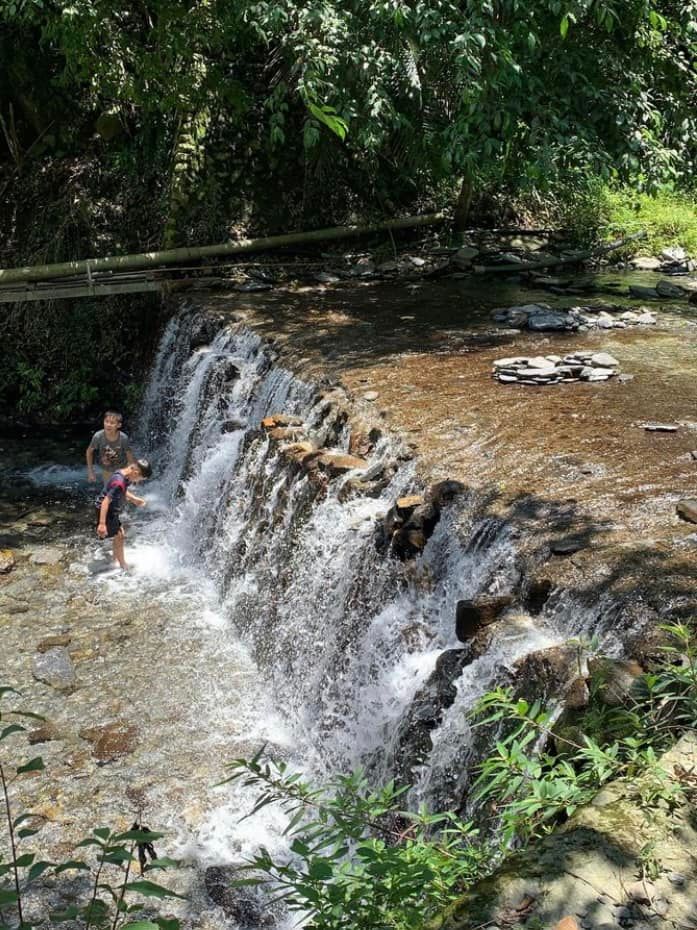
[0,213,446,285]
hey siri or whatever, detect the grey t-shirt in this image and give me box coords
[89,429,132,470]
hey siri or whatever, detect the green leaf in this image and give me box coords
[120,923,160,930]
[155,919,181,930]
[124,880,187,900]
[0,889,18,906]
[93,827,111,839]
[49,905,80,922]
[54,860,90,874]
[560,15,569,38]
[14,853,35,867]
[307,103,348,141]
[28,860,55,881]
[17,828,39,838]
[1,724,25,741]
[16,757,45,774]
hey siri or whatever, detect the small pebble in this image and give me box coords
[363,391,379,401]
[667,872,686,886]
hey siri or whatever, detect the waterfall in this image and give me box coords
[130,306,635,905]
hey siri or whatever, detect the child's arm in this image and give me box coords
[126,490,146,508]
[126,448,136,465]
[86,445,97,482]
[97,497,110,537]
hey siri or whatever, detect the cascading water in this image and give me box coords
[131,310,568,819]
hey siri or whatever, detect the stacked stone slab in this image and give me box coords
[493,352,620,385]
[492,303,656,332]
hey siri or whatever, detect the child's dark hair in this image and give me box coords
[104,409,123,420]
[135,458,153,479]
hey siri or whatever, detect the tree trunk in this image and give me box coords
[453,176,474,233]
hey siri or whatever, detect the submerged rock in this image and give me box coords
[0,549,15,573]
[30,546,63,566]
[32,647,76,692]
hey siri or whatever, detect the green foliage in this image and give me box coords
[560,181,697,254]
[221,752,489,930]
[0,686,182,929]
[0,295,163,423]
[472,623,697,846]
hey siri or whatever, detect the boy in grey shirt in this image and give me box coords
[86,410,135,484]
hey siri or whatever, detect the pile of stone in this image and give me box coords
[492,303,656,332]
[630,247,696,274]
[493,352,621,385]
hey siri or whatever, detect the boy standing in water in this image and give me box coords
[86,410,135,484]
[96,459,152,570]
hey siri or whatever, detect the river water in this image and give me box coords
[1,274,696,925]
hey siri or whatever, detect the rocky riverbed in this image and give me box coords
[2,270,696,927]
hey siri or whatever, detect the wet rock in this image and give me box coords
[629,285,660,300]
[204,866,275,927]
[618,374,635,383]
[587,657,643,706]
[642,422,678,432]
[378,497,441,559]
[626,881,654,905]
[268,426,304,442]
[32,648,76,692]
[527,310,574,331]
[523,576,553,615]
[656,279,688,299]
[36,634,72,652]
[551,537,585,555]
[393,648,473,781]
[189,313,222,349]
[676,500,697,524]
[396,495,425,514]
[363,390,379,401]
[512,644,579,702]
[348,423,381,457]
[79,721,138,761]
[221,418,245,433]
[426,479,465,505]
[667,872,686,887]
[636,311,656,324]
[30,547,63,566]
[317,452,369,476]
[28,722,63,744]
[261,414,304,429]
[314,272,341,284]
[0,549,15,573]
[455,595,514,641]
[281,441,318,466]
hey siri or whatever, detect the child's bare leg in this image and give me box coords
[112,529,128,570]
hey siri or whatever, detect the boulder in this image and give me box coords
[587,657,644,706]
[630,256,662,271]
[0,549,15,574]
[452,246,480,269]
[32,648,76,692]
[628,285,660,300]
[656,279,688,299]
[676,500,697,524]
[660,246,687,263]
[526,310,575,331]
[456,594,514,640]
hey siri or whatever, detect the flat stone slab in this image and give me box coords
[642,422,679,432]
[29,546,64,565]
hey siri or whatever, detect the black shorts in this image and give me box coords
[96,508,121,538]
